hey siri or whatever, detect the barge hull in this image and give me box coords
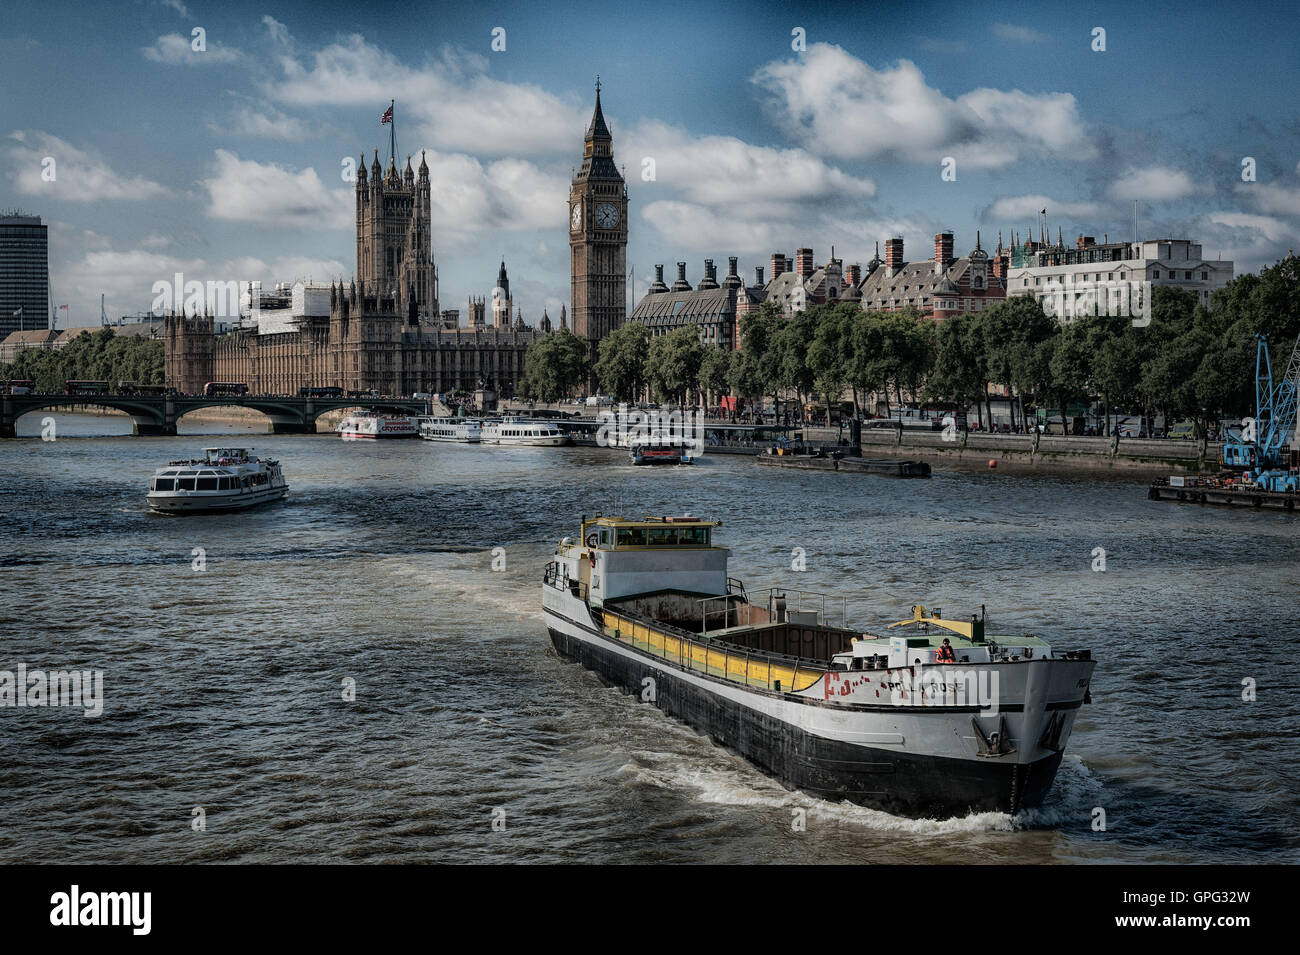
[547,623,1063,818]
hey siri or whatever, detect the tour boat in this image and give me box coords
[481,417,569,446]
[417,416,481,443]
[147,448,287,513]
[542,514,1096,818]
[337,412,418,439]
[629,431,693,465]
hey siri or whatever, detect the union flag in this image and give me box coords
[381,105,393,124]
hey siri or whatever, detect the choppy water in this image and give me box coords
[1,412,1297,863]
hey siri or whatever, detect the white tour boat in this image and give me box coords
[147,448,287,513]
[418,416,481,443]
[481,417,570,447]
[337,412,418,439]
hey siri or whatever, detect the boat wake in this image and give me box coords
[615,751,1103,835]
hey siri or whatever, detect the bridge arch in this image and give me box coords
[1,395,166,438]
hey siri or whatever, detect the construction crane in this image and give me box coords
[1222,332,1300,490]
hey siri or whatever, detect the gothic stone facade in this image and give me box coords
[165,152,536,396]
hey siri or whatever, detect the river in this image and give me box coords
[1,412,1296,863]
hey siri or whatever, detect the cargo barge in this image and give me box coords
[1149,473,1299,511]
[542,514,1095,818]
[756,447,932,477]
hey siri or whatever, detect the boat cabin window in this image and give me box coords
[599,529,611,547]
[197,478,218,491]
[612,525,710,547]
[152,478,174,492]
[177,478,195,490]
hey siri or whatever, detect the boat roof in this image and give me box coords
[585,515,720,529]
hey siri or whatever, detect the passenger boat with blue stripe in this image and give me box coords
[542,514,1096,818]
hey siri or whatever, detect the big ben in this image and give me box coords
[569,78,627,356]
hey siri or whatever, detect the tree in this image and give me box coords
[520,330,589,402]
[593,323,649,401]
[925,311,987,424]
[646,326,704,406]
[699,347,733,409]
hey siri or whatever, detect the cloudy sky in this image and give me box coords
[2,0,1298,327]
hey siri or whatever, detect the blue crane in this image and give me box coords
[1222,332,1300,490]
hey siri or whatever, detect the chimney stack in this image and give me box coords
[934,232,954,274]
[885,237,904,275]
[698,258,720,290]
[771,253,790,279]
[796,247,815,277]
[672,262,692,292]
[649,264,669,294]
[724,256,743,289]
[845,263,862,286]
[755,266,765,287]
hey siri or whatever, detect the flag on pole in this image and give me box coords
[10,307,20,317]
[58,305,68,311]
[381,105,393,124]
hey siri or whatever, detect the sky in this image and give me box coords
[2,0,1298,328]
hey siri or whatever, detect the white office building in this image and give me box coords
[1007,237,1233,322]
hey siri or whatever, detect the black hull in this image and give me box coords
[549,626,1063,819]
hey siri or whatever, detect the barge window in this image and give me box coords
[616,527,647,546]
[648,527,678,545]
[679,527,709,546]
[599,529,611,547]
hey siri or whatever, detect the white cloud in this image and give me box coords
[625,120,873,207]
[5,130,170,200]
[983,194,1104,221]
[159,0,190,17]
[225,105,314,141]
[993,23,1050,44]
[751,43,1095,168]
[202,150,352,230]
[267,36,587,157]
[1199,211,1299,272]
[1109,165,1207,201]
[1235,181,1300,217]
[143,33,240,65]
[420,150,569,235]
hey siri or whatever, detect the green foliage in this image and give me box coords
[593,322,649,401]
[1,329,164,391]
[646,326,705,405]
[520,330,589,402]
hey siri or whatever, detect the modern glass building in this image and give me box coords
[0,213,50,340]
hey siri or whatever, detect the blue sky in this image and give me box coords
[2,0,1298,327]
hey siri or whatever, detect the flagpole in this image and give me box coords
[390,99,396,165]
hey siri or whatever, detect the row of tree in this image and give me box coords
[0,328,164,391]
[515,255,1300,432]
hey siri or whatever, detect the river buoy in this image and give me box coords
[988,459,997,469]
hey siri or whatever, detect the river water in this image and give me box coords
[1,412,1296,864]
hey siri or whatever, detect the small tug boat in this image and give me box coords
[543,514,1096,818]
[337,412,418,439]
[629,431,693,465]
[147,448,287,513]
[417,416,481,443]
[481,417,569,446]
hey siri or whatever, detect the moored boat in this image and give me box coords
[147,447,287,513]
[481,417,569,446]
[418,415,481,443]
[337,412,418,439]
[542,514,1096,818]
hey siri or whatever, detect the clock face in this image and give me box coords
[571,203,582,231]
[596,203,620,228]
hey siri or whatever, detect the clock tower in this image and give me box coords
[569,78,627,356]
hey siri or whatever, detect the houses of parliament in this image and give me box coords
[165,86,627,396]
